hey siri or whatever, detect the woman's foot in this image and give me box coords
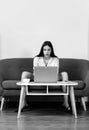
[62,103,71,111]
[15,101,28,112]
[15,105,29,112]
[66,106,71,111]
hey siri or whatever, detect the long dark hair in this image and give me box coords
[36,41,57,57]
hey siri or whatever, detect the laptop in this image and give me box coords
[34,66,58,83]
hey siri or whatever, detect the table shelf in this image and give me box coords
[27,92,68,96]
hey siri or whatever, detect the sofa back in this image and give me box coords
[0,58,88,80]
[59,58,89,80]
[0,58,33,80]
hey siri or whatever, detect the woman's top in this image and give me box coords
[33,56,59,73]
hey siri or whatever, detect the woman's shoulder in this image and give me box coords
[34,56,39,61]
[52,57,59,64]
[34,56,43,61]
[53,57,59,61]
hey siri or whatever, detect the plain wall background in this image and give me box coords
[0,0,89,59]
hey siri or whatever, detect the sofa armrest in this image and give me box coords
[0,61,5,95]
[83,70,89,96]
[0,75,4,95]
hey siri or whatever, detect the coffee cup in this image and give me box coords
[22,78,30,83]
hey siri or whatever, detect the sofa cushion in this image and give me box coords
[2,80,85,90]
[72,80,85,90]
[2,80,21,90]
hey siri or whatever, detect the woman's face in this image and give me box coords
[43,45,51,58]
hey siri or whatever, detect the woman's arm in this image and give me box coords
[55,57,59,73]
[33,57,39,67]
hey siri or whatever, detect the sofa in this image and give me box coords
[0,58,89,110]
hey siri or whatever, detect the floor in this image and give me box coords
[0,101,89,130]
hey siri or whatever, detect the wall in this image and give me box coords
[0,0,89,59]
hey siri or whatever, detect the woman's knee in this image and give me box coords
[61,72,68,81]
[21,71,31,79]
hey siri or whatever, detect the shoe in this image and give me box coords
[15,106,29,112]
[66,106,71,111]
[62,104,71,111]
[21,106,29,112]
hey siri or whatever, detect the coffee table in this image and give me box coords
[16,81,78,118]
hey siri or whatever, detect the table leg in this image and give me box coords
[69,86,77,118]
[17,86,26,118]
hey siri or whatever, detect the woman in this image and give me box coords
[21,41,70,110]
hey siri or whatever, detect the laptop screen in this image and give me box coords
[34,67,58,83]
